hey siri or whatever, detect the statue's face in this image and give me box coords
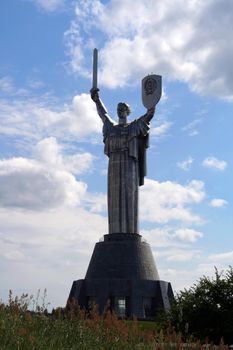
[117,104,128,124]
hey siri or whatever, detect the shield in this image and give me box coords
[142,74,162,109]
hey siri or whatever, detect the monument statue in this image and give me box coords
[68,49,173,320]
[90,49,161,235]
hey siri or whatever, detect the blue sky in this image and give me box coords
[0,0,232,308]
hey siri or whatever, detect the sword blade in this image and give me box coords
[92,48,98,89]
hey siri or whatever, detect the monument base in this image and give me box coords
[68,233,173,319]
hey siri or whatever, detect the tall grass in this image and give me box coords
[0,291,229,350]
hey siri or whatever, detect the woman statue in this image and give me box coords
[90,88,155,235]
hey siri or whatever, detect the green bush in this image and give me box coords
[167,266,233,344]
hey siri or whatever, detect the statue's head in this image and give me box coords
[117,102,131,125]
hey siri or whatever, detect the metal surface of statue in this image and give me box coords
[68,49,173,320]
[90,49,161,234]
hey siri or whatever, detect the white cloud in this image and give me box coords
[33,137,64,167]
[33,137,95,175]
[0,76,14,93]
[0,93,102,141]
[85,192,107,213]
[140,179,205,224]
[209,198,228,208]
[177,156,194,171]
[208,251,233,263]
[65,0,233,99]
[167,250,201,262]
[182,119,201,131]
[151,121,172,137]
[1,249,25,262]
[27,79,44,89]
[0,137,96,210]
[64,153,95,175]
[202,156,227,171]
[0,157,86,209]
[173,228,203,242]
[142,228,177,249]
[0,135,107,306]
[0,206,107,307]
[182,117,202,136]
[142,226,203,249]
[70,93,102,137]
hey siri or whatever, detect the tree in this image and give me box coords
[168,266,233,344]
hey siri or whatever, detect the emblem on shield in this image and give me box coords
[142,74,162,109]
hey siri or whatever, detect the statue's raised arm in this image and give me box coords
[90,87,110,124]
[140,106,156,124]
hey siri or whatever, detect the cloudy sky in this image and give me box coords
[0,0,232,308]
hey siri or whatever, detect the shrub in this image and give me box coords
[167,266,233,344]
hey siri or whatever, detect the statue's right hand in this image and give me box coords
[90,88,99,102]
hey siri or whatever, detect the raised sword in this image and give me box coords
[92,48,98,89]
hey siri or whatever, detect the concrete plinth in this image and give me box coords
[68,233,173,319]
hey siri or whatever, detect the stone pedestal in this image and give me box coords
[68,233,173,319]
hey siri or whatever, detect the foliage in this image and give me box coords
[167,266,233,345]
[0,291,229,350]
[1,268,232,350]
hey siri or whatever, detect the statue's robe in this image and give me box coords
[103,117,150,234]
